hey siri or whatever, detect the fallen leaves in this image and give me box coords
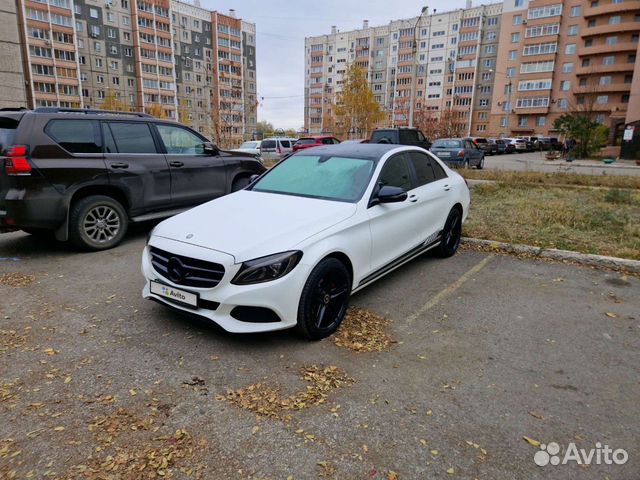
[333,307,393,353]
[523,436,541,447]
[0,273,35,288]
[605,312,618,318]
[225,365,354,420]
[528,411,544,420]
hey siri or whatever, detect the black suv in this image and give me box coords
[0,108,266,250]
[369,128,432,150]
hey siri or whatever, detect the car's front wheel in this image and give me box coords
[69,195,128,251]
[437,208,462,258]
[297,258,351,340]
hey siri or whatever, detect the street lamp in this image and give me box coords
[409,6,429,128]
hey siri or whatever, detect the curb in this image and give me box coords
[461,237,640,274]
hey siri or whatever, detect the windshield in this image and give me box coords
[432,139,462,148]
[240,141,258,148]
[251,154,375,202]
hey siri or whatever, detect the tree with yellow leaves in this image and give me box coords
[100,89,129,112]
[146,103,168,119]
[333,64,385,139]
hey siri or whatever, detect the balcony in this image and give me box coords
[574,83,631,94]
[576,63,636,75]
[578,42,639,56]
[581,22,640,37]
[584,0,640,18]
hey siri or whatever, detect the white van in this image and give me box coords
[259,137,297,161]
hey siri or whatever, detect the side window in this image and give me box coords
[102,123,117,153]
[106,122,157,153]
[46,120,101,153]
[399,130,416,144]
[333,138,340,144]
[156,124,205,154]
[465,140,474,149]
[417,131,426,142]
[378,154,412,191]
[279,140,289,149]
[322,138,333,145]
[408,151,436,187]
[429,155,448,180]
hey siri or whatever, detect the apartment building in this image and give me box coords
[242,20,257,139]
[304,2,504,136]
[7,0,256,147]
[0,0,28,106]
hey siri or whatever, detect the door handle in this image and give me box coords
[409,194,418,203]
[110,162,129,169]
[443,185,451,191]
[170,161,185,168]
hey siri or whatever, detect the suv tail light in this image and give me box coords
[5,145,31,176]
[457,149,465,158]
[277,144,283,155]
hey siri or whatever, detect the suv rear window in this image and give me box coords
[0,117,19,154]
[473,138,488,144]
[399,130,418,144]
[46,119,101,153]
[262,140,276,149]
[370,131,393,143]
[106,122,157,153]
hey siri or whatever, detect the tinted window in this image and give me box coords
[379,155,412,191]
[252,154,375,202]
[102,123,117,153]
[280,140,291,148]
[431,159,448,180]
[46,119,101,153]
[321,138,334,145]
[262,140,276,149]
[296,138,316,145]
[408,152,436,187]
[0,117,19,154]
[474,138,488,144]
[333,138,341,144]
[370,130,394,143]
[156,124,205,154]
[106,122,156,153]
[399,130,418,144]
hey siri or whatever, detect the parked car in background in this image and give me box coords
[549,137,561,151]
[487,138,507,154]
[232,140,262,157]
[500,138,516,154]
[369,128,432,150]
[504,138,527,152]
[471,137,498,155]
[430,138,484,169]
[259,137,297,161]
[518,136,537,151]
[143,143,470,339]
[0,107,266,251]
[340,139,369,145]
[292,136,341,151]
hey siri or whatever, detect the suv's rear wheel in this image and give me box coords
[69,195,127,251]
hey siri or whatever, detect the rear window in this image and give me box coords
[370,131,394,143]
[0,117,19,155]
[399,130,418,144]
[105,122,157,154]
[296,138,317,145]
[473,138,488,144]
[46,119,101,153]
[280,140,291,148]
[261,140,276,149]
[432,139,462,148]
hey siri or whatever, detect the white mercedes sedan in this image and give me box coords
[142,144,470,339]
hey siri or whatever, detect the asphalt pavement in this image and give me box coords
[1,229,639,479]
[484,152,640,176]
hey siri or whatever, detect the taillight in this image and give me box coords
[277,144,283,154]
[457,149,465,158]
[5,145,31,176]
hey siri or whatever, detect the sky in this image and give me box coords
[201,0,470,130]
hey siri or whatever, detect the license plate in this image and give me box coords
[437,151,451,157]
[150,280,198,308]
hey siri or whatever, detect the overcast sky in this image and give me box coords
[200,0,469,130]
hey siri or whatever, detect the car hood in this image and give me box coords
[152,190,357,263]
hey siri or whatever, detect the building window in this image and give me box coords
[513,14,523,25]
[507,67,516,77]
[596,95,608,104]
[500,117,507,127]
[622,94,630,103]
[603,56,615,65]
[511,32,520,43]
[519,117,528,127]
[537,116,545,126]
[90,8,98,18]
[570,5,582,16]
[606,36,618,45]
[600,75,612,85]
[565,44,576,54]
[609,16,621,24]
[515,0,524,6]
[560,80,571,91]
[558,98,568,109]
[568,25,578,36]
[476,124,487,132]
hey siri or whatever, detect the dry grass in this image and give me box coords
[464,183,640,260]
[461,170,640,190]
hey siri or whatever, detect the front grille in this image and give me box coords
[149,246,225,289]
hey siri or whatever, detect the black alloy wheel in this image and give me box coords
[437,208,462,258]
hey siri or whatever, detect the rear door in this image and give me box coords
[154,123,226,207]
[103,121,171,215]
[260,139,277,160]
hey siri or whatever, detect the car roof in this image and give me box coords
[292,143,405,158]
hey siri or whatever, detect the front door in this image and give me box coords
[154,124,227,207]
[367,153,423,275]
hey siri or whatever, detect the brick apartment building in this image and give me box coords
[304,0,640,149]
[3,0,256,147]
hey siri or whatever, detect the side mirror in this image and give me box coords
[377,185,407,204]
[203,142,219,155]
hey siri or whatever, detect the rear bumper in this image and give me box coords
[0,188,66,230]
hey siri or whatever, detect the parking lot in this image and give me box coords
[1,228,638,479]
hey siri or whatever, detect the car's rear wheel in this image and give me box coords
[297,258,351,340]
[231,176,251,192]
[477,155,485,169]
[437,208,462,258]
[69,195,128,251]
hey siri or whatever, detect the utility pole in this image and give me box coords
[408,6,429,128]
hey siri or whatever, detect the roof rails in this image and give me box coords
[33,107,153,118]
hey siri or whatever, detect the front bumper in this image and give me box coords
[141,237,309,333]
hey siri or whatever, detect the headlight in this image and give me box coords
[231,251,303,285]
